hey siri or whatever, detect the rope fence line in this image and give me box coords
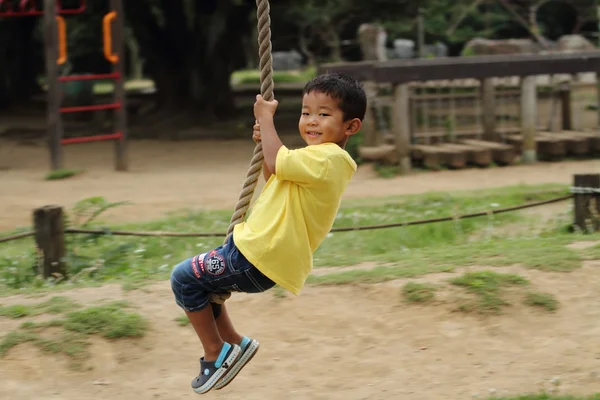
[0,194,573,244]
[0,231,35,244]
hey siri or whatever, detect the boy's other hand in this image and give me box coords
[253,120,261,143]
[254,95,278,121]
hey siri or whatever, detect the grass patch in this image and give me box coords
[175,314,190,326]
[580,242,600,259]
[307,232,585,288]
[402,282,437,303]
[45,168,81,180]
[93,79,155,95]
[0,330,40,355]
[525,292,559,312]
[0,183,583,295]
[450,271,529,314]
[62,301,147,339]
[231,67,316,85]
[272,286,288,299]
[374,164,400,178]
[0,296,81,319]
[0,300,148,370]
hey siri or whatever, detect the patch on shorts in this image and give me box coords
[205,250,226,276]
[192,253,206,278]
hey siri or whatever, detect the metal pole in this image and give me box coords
[418,8,425,58]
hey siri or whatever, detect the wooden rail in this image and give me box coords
[318,52,600,83]
[318,52,600,173]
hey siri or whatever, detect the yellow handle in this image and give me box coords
[103,11,119,64]
[56,16,67,65]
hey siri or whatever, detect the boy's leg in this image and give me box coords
[186,306,226,361]
[212,302,261,391]
[171,258,242,394]
[213,303,243,345]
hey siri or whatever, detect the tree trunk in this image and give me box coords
[125,0,250,119]
[0,18,42,110]
[298,26,317,67]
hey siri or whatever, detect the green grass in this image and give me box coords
[175,314,190,326]
[0,300,148,370]
[402,282,437,303]
[93,79,155,95]
[450,270,529,314]
[0,183,588,295]
[525,292,559,312]
[306,233,586,288]
[231,67,316,85]
[44,169,82,181]
[61,301,147,339]
[0,296,81,318]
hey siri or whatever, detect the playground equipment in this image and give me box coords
[0,0,127,171]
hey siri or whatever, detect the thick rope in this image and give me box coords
[210,0,274,305]
[225,0,274,240]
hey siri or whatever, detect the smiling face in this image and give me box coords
[298,91,361,148]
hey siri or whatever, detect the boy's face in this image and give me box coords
[299,91,361,148]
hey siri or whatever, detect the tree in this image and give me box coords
[0,18,43,109]
[124,0,253,119]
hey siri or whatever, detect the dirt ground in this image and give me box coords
[2,139,600,399]
[1,138,599,230]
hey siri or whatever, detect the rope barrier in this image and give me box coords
[0,231,35,244]
[0,194,573,245]
[570,186,600,194]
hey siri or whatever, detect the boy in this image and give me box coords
[170,72,366,394]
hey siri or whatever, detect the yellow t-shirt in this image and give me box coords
[233,143,357,295]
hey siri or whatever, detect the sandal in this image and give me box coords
[191,342,241,394]
[214,336,260,390]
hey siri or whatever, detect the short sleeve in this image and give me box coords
[275,146,329,185]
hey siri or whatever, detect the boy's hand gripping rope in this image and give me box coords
[209,0,274,306]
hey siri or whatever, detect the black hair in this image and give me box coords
[302,72,367,122]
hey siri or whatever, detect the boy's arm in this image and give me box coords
[253,118,275,182]
[256,115,283,174]
[262,162,273,182]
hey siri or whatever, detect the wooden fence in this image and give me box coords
[318,52,600,173]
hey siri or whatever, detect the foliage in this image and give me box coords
[44,169,82,181]
[0,299,147,370]
[0,183,582,294]
[232,67,316,85]
[2,0,598,112]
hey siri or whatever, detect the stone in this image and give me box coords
[271,49,303,71]
[358,23,388,61]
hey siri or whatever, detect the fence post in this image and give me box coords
[596,72,600,136]
[362,80,379,146]
[391,83,411,174]
[481,78,497,141]
[520,75,537,163]
[33,206,67,278]
[572,174,600,233]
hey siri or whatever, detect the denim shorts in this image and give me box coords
[170,233,276,312]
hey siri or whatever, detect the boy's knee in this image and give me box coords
[170,261,190,293]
